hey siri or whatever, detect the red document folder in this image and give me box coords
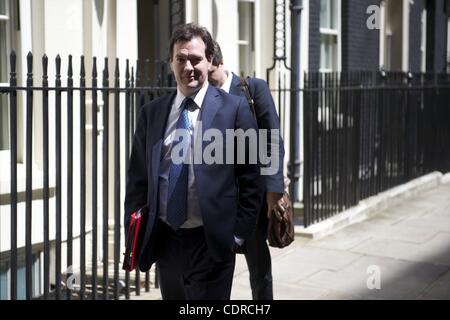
[122,205,149,271]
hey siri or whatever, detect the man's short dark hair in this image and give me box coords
[169,23,215,61]
[211,41,223,67]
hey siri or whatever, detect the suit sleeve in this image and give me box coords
[124,107,148,237]
[249,78,285,194]
[234,96,264,239]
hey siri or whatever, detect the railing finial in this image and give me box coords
[68,55,73,78]
[10,51,16,74]
[26,52,33,75]
[80,55,86,78]
[93,57,97,78]
[56,55,61,78]
[42,54,48,79]
[103,57,109,78]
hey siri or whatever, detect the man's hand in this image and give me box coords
[266,192,285,220]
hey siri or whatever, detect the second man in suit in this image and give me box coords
[208,41,287,300]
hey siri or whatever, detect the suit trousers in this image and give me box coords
[155,219,235,300]
[244,200,273,300]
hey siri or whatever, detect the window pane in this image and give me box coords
[320,0,337,30]
[32,254,41,298]
[330,0,336,29]
[238,1,255,76]
[0,261,9,300]
[320,0,329,29]
[0,0,6,15]
[17,263,26,300]
[320,34,337,71]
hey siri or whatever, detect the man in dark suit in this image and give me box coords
[124,23,263,300]
[208,41,287,300]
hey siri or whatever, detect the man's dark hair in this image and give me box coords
[211,41,223,66]
[169,23,215,61]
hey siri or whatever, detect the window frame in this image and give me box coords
[319,0,341,73]
[380,0,410,71]
[237,0,257,77]
[0,252,43,300]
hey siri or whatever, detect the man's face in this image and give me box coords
[170,36,211,96]
[208,64,223,87]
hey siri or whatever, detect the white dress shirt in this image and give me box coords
[158,83,208,228]
[220,70,233,93]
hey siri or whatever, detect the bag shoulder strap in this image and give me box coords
[239,76,257,120]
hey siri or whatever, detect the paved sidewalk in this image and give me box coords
[231,182,450,299]
[137,182,450,300]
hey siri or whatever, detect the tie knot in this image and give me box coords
[181,97,196,111]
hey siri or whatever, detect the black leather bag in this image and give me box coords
[122,205,149,271]
[240,77,295,248]
[267,193,295,248]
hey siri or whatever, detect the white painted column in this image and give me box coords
[402,0,410,71]
[197,0,213,32]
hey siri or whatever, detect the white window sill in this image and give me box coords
[0,161,56,205]
[320,28,339,36]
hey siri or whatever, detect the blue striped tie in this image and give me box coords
[166,97,194,229]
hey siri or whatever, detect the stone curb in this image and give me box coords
[295,171,448,239]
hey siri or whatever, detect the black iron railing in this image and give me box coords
[2,52,450,299]
[303,71,450,227]
[0,52,174,300]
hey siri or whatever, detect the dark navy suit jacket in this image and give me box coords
[229,73,285,194]
[124,84,263,272]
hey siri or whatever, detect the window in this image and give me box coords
[0,260,8,299]
[320,0,339,72]
[0,253,43,300]
[382,0,404,71]
[384,10,393,70]
[238,0,255,77]
[0,0,11,151]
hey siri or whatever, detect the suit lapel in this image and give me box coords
[150,92,176,189]
[229,73,243,96]
[200,85,221,132]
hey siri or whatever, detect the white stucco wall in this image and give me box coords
[0,0,138,266]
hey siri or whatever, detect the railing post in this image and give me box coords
[42,54,50,300]
[92,57,99,300]
[303,71,310,226]
[124,59,131,300]
[25,52,33,300]
[80,55,87,300]
[55,54,62,300]
[113,58,121,300]
[9,51,18,301]
[102,57,110,300]
[67,54,74,300]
